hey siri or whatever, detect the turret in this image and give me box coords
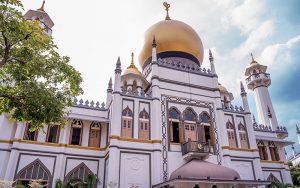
[209,49,216,74]
[106,77,113,108]
[296,124,300,144]
[114,57,122,92]
[240,81,250,112]
[244,54,279,130]
[24,0,54,37]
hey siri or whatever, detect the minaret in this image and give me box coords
[240,81,250,112]
[106,77,113,108]
[152,36,157,63]
[114,57,122,92]
[209,49,216,74]
[244,54,279,130]
[296,124,300,144]
[24,0,54,37]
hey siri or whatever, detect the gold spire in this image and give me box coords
[128,52,137,69]
[250,53,257,64]
[38,0,45,11]
[163,2,171,20]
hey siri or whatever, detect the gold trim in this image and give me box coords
[222,146,258,152]
[260,160,285,164]
[0,139,13,144]
[0,139,107,151]
[110,135,161,144]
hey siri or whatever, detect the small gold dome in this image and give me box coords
[138,19,204,69]
[123,53,142,76]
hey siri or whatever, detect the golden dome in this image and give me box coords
[138,19,204,69]
[218,83,228,93]
[123,53,142,76]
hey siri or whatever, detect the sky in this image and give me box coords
[21,0,300,153]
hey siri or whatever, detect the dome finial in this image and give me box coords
[163,2,171,20]
[38,0,45,11]
[250,53,257,65]
[131,52,134,65]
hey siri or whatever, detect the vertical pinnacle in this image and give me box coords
[240,81,246,95]
[38,0,45,11]
[209,49,214,62]
[107,77,113,93]
[115,57,121,74]
[152,35,157,48]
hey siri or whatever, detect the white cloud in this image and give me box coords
[259,34,300,69]
[231,20,274,60]
[228,0,265,33]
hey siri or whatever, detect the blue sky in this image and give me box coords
[21,0,300,152]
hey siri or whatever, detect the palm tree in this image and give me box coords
[269,181,293,188]
[55,179,64,188]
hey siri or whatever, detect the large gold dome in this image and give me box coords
[139,19,204,69]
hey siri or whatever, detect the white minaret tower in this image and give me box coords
[24,0,54,37]
[245,54,279,130]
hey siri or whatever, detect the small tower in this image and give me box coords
[24,0,54,37]
[106,77,113,108]
[245,54,279,130]
[240,81,250,112]
[114,57,122,92]
[296,124,300,144]
[209,49,216,74]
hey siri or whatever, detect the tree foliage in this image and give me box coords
[0,0,83,130]
[288,162,300,186]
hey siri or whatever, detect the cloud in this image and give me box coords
[260,34,300,68]
[231,20,274,60]
[228,0,265,33]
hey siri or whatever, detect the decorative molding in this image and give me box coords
[260,160,285,164]
[109,135,161,144]
[161,95,221,181]
[222,146,258,152]
[1,139,107,151]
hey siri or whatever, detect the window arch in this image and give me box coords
[15,158,51,187]
[267,173,280,183]
[268,141,280,161]
[23,123,38,141]
[65,162,94,184]
[200,111,210,124]
[89,121,101,147]
[139,108,150,140]
[226,120,237,148]
[183,108,197,122]
[168,107,180,120]
[121,106,133,138]
[257,140,268,160]
[168,107,182,143]
[70,119,83,145]
[238,122,249,149]
[132,80,137,93]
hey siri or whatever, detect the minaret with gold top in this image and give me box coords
[244,54,279,130]
[24,0,54,37]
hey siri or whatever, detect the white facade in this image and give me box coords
[0,3,294,188]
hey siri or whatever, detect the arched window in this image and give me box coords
[70,119,83,145]
[121,106,133,138]
[200,112,210,124]
[89,121,101,147]
[238,122,249,149]
[183,108,197,142]
[183,108,196,122]
[65,162,94,184]
[257,140,268,160]
[132,80,137,93]
[168,107,182,143]
[123,81,128,91]
[267,173,280,183]
[226,120,237,148]
[23,123,38,141]
[46,125,60,143]
[268,141,280,161]
[139,109,150,140]
[15,159,51,187]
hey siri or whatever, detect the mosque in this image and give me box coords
[0,1,294,188]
